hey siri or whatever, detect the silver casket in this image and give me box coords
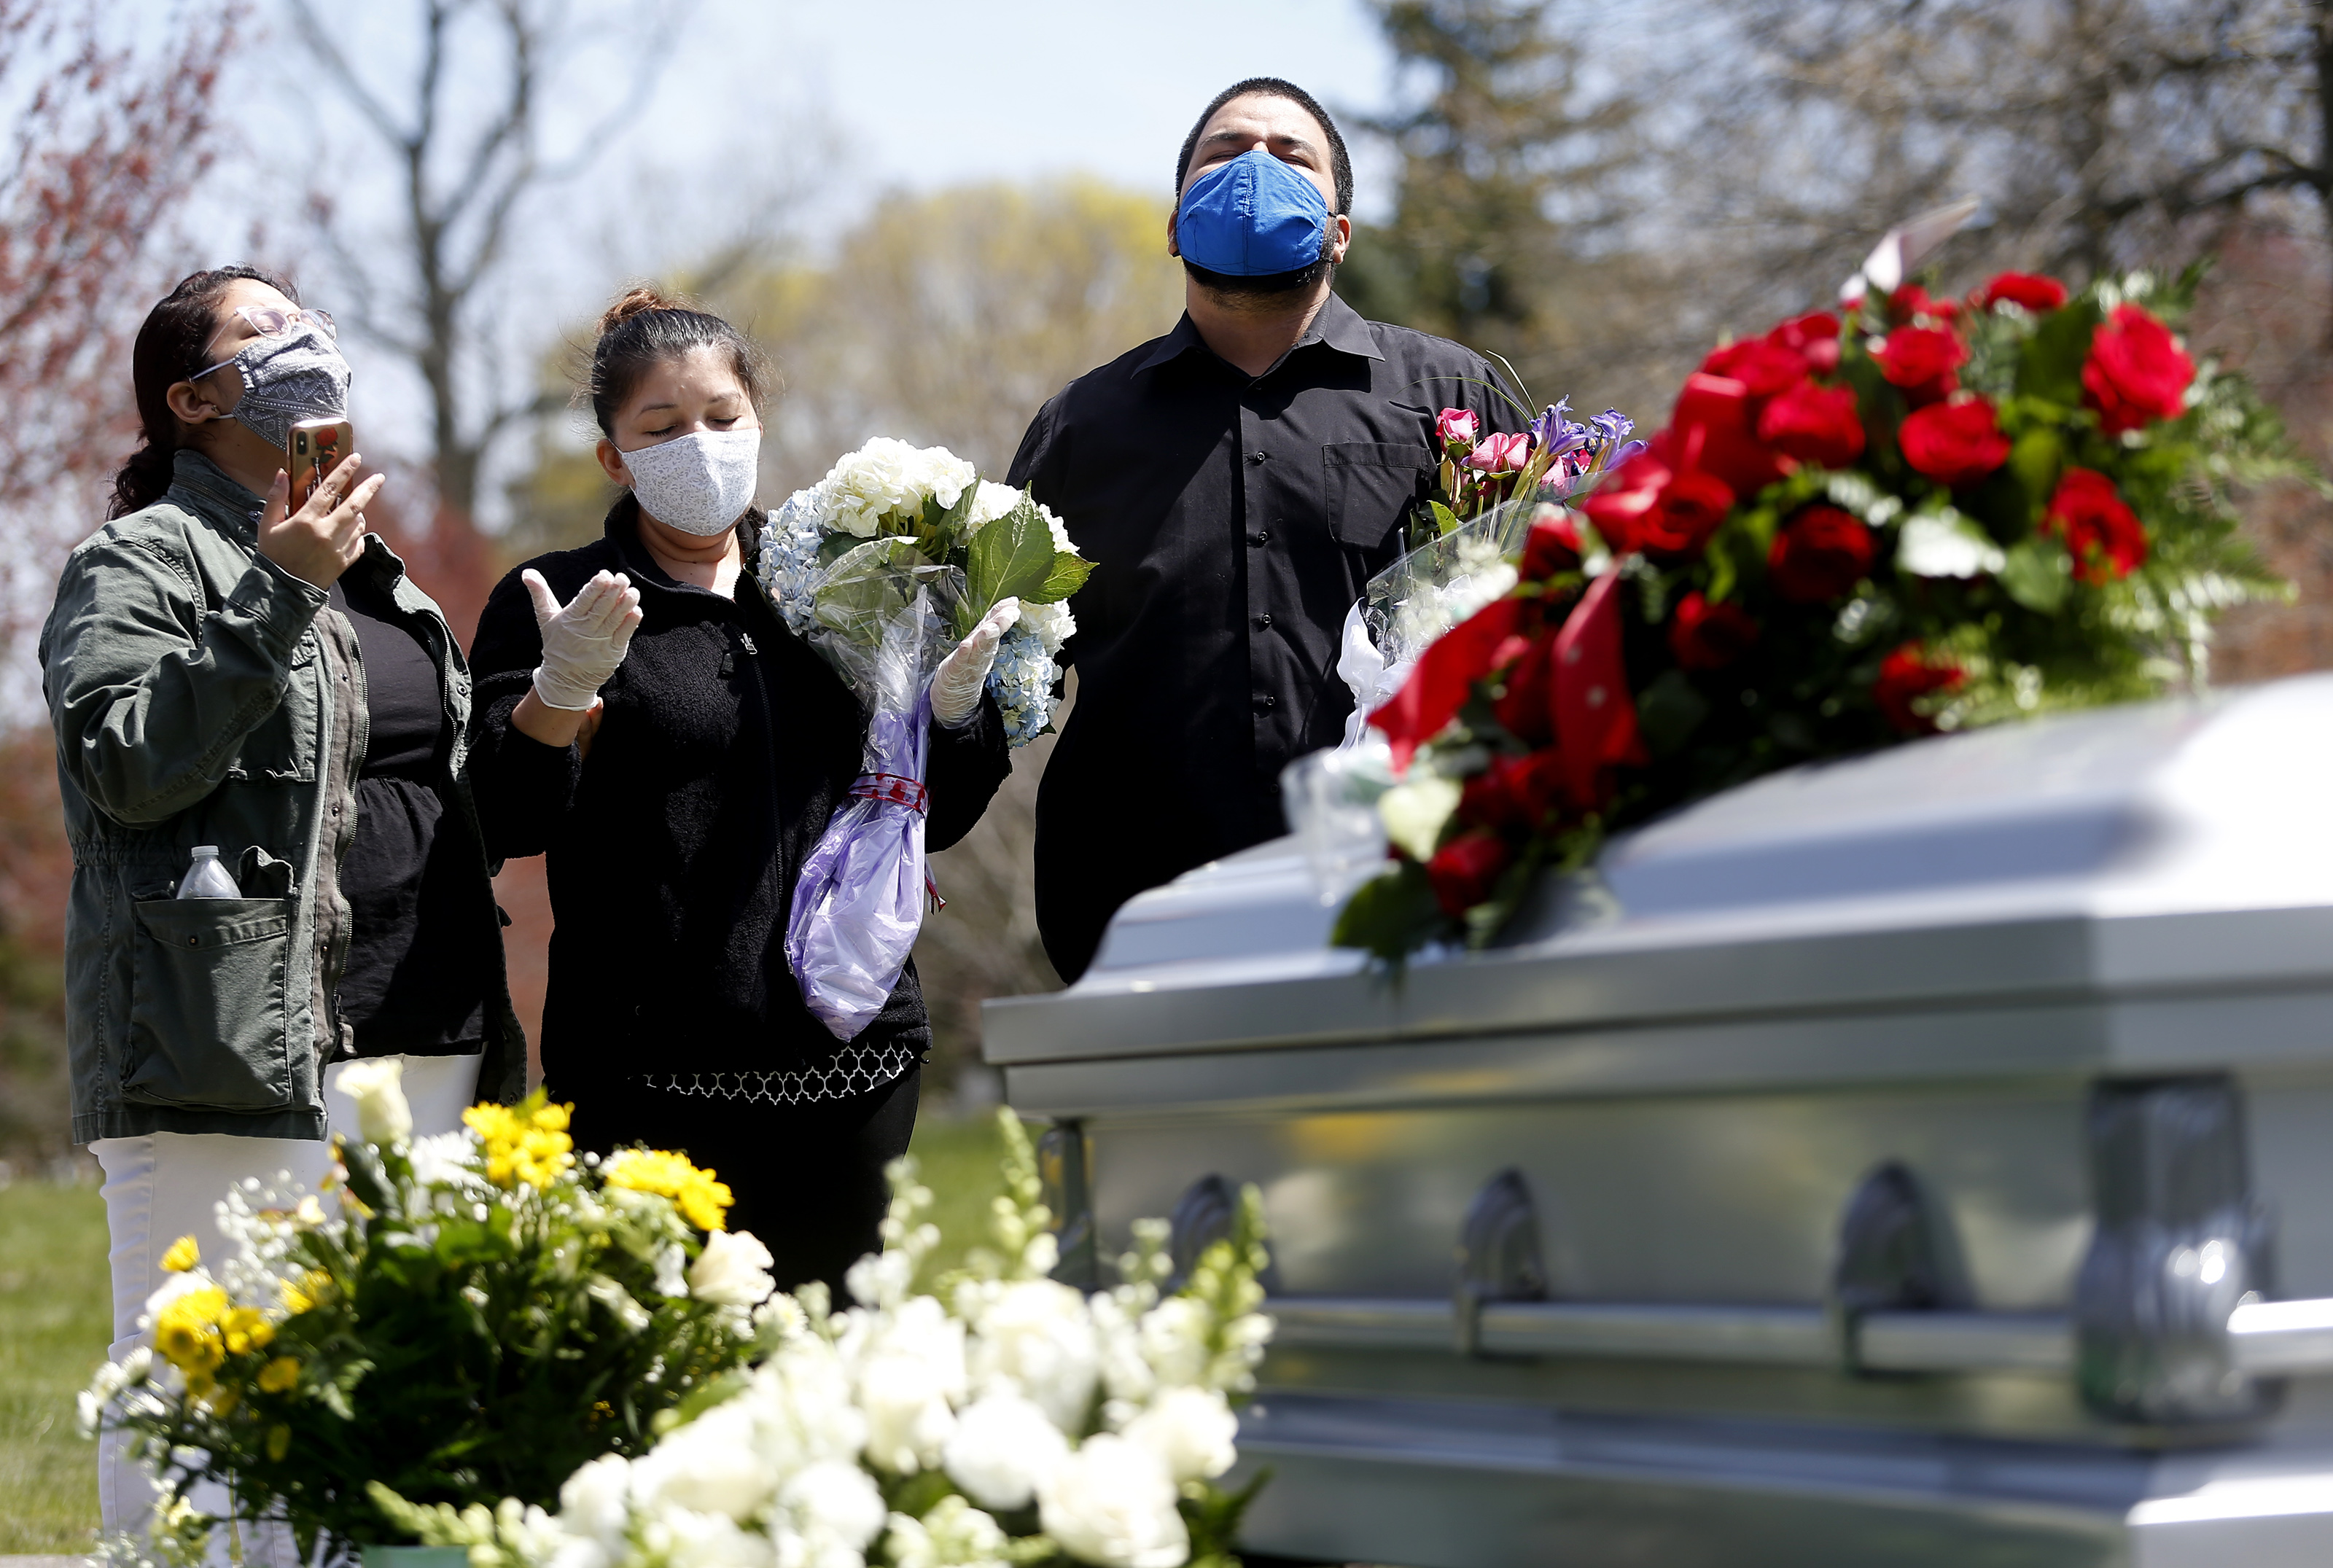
[981,674,2333,1568]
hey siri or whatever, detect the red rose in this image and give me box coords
[1874,324,1968,405]
[1457,749,1567,832]
[1668,590,1759,671]
[1888,283,1959,322]
[1492,625,1557,744]
[1874,642,1964,735]
[1518,509,1584,582]
[1700,336,1810,397]
[1427,830,1512,918]
[1551,573,1643,810]
[1898,396,2011,488]
[1670,373,1793,496]
[1767,505,1877,604]
[1768,311,1842,374]
[1979,272,2068,313]
[2082,303,2194,435]
[2044,467,2149,583]
[1578,452,1737,563]
[1756,381,1866,469]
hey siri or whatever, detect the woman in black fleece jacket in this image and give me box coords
[467,289,1010,1289]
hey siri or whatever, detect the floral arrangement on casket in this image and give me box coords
[1332,263,2308,962]
[759,439,1094,1040]
[374,1110,1277,1568]
[80,1061,770,1562]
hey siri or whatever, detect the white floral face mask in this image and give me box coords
[623,426,762,536]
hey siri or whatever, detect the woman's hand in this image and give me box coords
[257,452,383,589]
[510,570,642,752]
[932,597,1020,727]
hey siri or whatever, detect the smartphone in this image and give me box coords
[287,418,354,511]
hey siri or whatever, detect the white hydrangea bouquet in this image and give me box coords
[376,1110,1277,1568]
[760,440,1093,1040]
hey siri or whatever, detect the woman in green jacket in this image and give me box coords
[40,265,524,1559]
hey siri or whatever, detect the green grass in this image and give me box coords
[0,1179,109,1553]
[0,1115,1013,1547]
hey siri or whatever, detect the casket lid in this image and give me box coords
[984,676,2333,1072]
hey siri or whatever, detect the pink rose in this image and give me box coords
[1436,408,1480,450]
[1465,432,1531,473]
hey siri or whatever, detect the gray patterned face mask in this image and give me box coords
[195,323,353,450]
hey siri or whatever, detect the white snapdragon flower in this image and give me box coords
[407,1130,480,1192]
[1036,1435,1189,1568]
[1134,1296,1210,1390]
[841,1296,966,1473]
[653,1244,689,1299]
[940,1391,1069,1511]
[558,1454,635,1549]
[967,1278,1100,1432]
[639,1506,765,1568]
[1122,1386,1237,1483]
[690,1229,777,1308]
[751,1338,870,1475]
[884,1495,1011,1568]
[776,1459,887,1568]
[335,1057,411,1147]
[628,1399,774,1522]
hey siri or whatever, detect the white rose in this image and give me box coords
[335,1057,411,1147]
[558,1454,634,1547]
[690,1229,777,1308]
[844,1296,966,1473]
[642,1506,766,1568]
[631,1400,774,1521]
[752,1339,869,1474]
[967,1278,1099,1432]
[407,1130,478,1190]
[941,1391,1070,1512]
[1122,1386,1236,1483]
[1037,1435,1189,1568]
[1376,773,1462,863]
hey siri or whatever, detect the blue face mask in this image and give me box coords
[1176,148,1332,277]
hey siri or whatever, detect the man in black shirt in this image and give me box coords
[1008,77,1516,981]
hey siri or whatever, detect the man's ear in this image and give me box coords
[595,437,632,488]
[1164,206,1181,259]
[1329,213,1352,266]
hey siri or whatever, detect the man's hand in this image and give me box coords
[257,452,383,590]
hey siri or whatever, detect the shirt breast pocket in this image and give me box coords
[1323,442,1430,556]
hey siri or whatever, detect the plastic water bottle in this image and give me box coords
[176,846,242,900]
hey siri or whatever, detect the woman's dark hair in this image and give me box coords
[1175,77,1352,214]
[109,265,300,519]
[586,284,771,437]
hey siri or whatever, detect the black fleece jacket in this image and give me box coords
[466,498,1010,1091]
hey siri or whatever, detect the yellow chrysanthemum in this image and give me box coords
[221,1306,275,1357]
[159,1235,200,1273]
[279,1268,334,1316]
[152,1285,229,1379]
[257,1357,300,1394]
[602,1147,733,1233]
[464,1096,575,1190]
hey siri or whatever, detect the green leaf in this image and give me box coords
[1029,550,1094,604]
[1329,859,1447,963]
[812,537,935,641]
[2017,298,2103,406]
[1431,500,1460,538]
[965,499,1061,621]
[1637,670,1710,758]
[2001,537,2073,612]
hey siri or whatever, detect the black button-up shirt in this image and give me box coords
[1008,292,1514,980]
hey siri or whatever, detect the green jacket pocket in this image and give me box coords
[125,897,295,1110]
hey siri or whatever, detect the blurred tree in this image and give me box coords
[505,178,1182,1091]
[0,0,238,1164]
[286,0,687,532]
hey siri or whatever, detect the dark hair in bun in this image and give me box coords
[585,283,770,437]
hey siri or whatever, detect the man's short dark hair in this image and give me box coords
[1175,77,1352,215]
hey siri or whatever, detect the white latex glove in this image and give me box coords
[931,597,1021,728]
[525,569,643,711]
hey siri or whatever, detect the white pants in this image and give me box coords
[90,1051,483,1562]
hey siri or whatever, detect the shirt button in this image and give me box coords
[1250,531,1270,547]
[1254,694,1277,711]
[1254,613,1273,630]
[1247,450,1269,464]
